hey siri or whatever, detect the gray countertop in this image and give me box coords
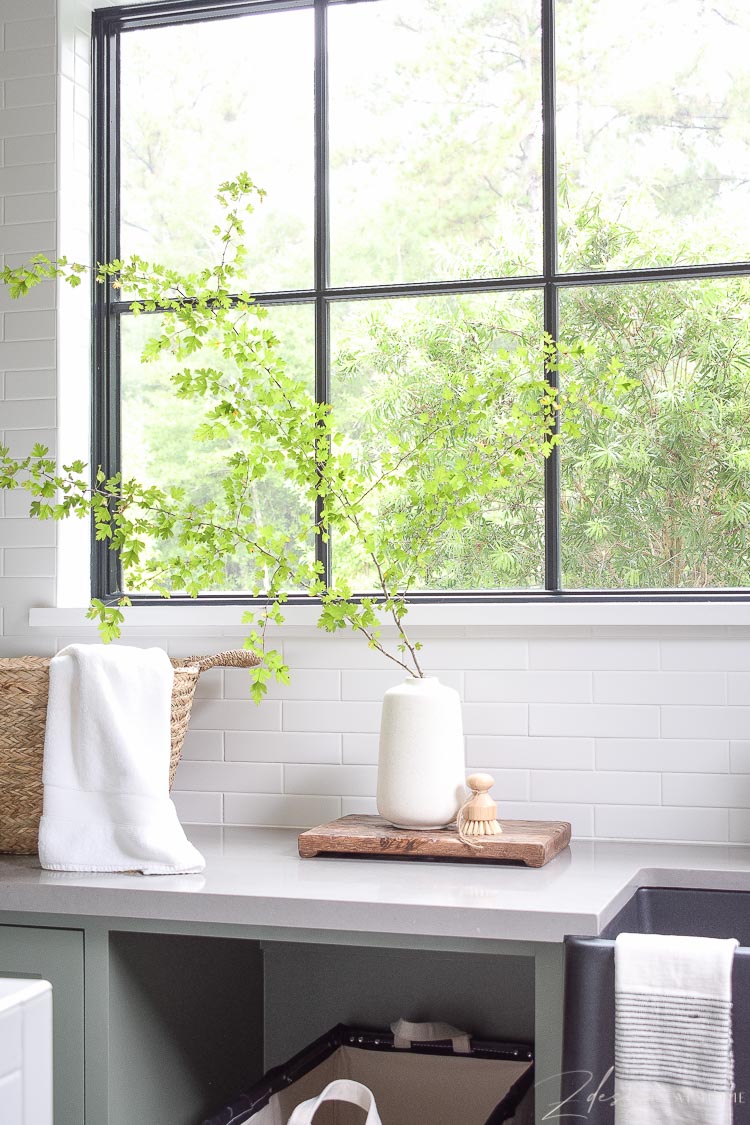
[2,827,750,943]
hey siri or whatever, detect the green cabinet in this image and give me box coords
[0,917,563,1125]
[0,924,85,1125]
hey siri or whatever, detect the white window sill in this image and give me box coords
[28,599,750,636]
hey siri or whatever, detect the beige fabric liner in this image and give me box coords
[249,1045,532,1124]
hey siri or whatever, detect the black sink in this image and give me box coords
[561,887,750,1123]
[600,885,750,944]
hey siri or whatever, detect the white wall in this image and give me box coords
[2,0,750,843]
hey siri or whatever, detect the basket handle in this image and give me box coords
[390,1019,471,1055]
[287,1080,382,1125]
[174,650,262,674]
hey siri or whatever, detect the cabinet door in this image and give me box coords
[0,925,84,1125]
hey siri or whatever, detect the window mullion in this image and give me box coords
[541,0,560,592]
[92,17,123,601]
[314,0,331,585]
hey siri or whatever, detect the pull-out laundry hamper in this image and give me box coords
[203,1022,534,1125]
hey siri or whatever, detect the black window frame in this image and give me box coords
[92,0,750,607]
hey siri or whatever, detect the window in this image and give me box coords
[94,0,750,603]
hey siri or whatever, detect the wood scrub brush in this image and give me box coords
[456,772,502,848]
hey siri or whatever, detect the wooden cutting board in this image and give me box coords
[298,814,571,868]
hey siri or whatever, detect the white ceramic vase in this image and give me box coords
[376,676,466,830]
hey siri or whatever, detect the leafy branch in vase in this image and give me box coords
[0,174,634,700]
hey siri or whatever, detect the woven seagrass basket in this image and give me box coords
[0,649,261,855]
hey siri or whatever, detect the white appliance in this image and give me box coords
[0,977,53,1125]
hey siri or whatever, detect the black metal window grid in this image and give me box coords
[91,0,750,606]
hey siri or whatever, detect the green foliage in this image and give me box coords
[86,598,132,642]
[559,271,750,588]
[107,0,750,601]
[1,176,623,696]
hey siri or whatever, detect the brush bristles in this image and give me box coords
[462,818,503,836]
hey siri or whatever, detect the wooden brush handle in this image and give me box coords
[466,772,494,793]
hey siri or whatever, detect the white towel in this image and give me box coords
[614,931,738,1125]
[38,644,205,875]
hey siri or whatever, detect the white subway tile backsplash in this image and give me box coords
[2,136,55,166]
[55,634,167,651]
[0,339,55,369]
[593,671,726,706]
[337,670,400,704]
[2,547,54,577]
[342,796,378,816]
[2,491,33,519]
[663,772,750,809]
[500,801,595,838]
[171,791,223,825]
[530,703,659,738]
[4,192,55,224]
[193,669,223,699]
[596,738,729,773]
[282,700,381,734]
[0,46,55,81]
[731,742,750,773]
[0,636,54,657]
[284,637,525,671]
[3,0,55,22]
[0,397,55,425]
[190,699,282,732]
[470,768,529,801]
[2,430,56,459]
[531,770,660,805]
[342,734,379,765]
[341,668,462,700]
[728,674,750,705]
[282,638,389,670]
[4,19,56,51]
[173,761,282,793]
[3,76,55,108]
[224,793,341,829]
[74,28,90,60]
[729,810,750,843]
[466,669,591,703]
[226,666,340,701]
[421,638,527,670]
[284,764,377,797]
[465,736,594,770]
[0,280,55,314]
[0,519,54,548]
[595,805,729,843]
[227,731,342,764]
[462,702,527,735]
[529,639,658,670]
[73,83,89,118]
[74,54,90,90]
[0,218,55,253]
[180,729,224,762]
[661,640,750,671]
[661,706,750,740]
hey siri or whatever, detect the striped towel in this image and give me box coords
[615,932,738,1125]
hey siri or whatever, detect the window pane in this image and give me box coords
[330,291,545,591]
[120,304,315,594]
[557,0,750,272]
[560,279,750,588]
[120,9,314,292]
[328,0,542,286]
